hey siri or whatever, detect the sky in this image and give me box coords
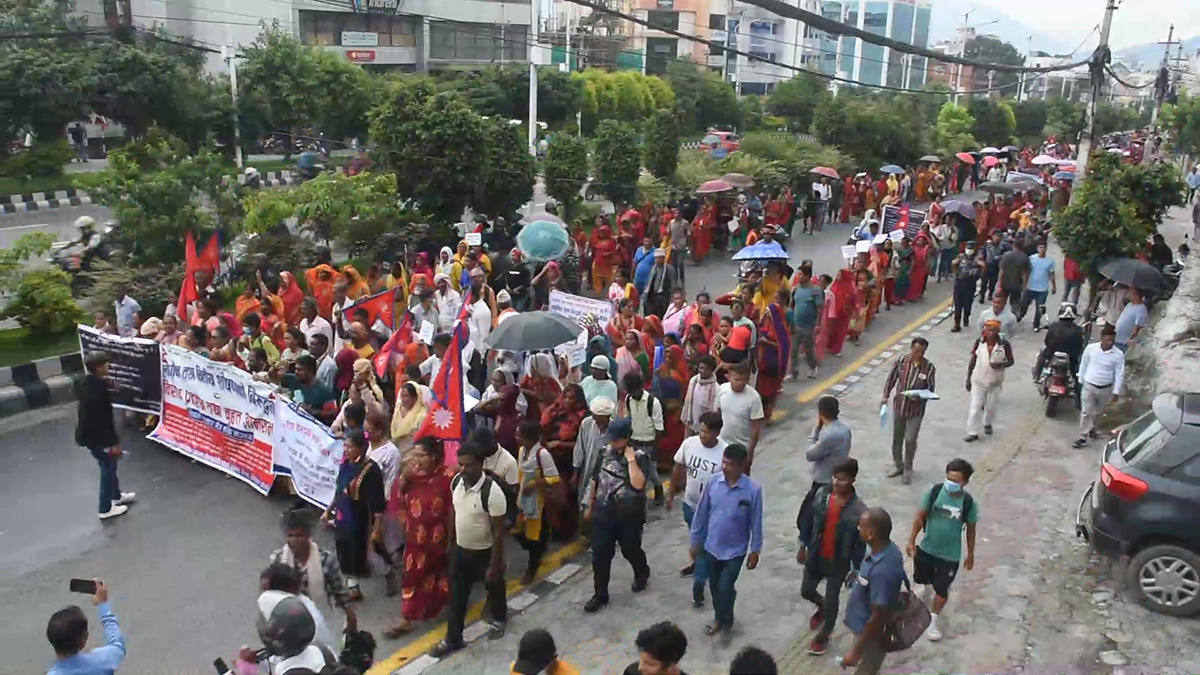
[948,0,1200,50]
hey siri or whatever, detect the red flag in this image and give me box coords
[176,231,200,319]
[341,287,398,330]
[197,231,220,278]
[416,290,472,444]
[372,310,414,379]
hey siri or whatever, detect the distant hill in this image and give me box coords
[1115,35,1200,69]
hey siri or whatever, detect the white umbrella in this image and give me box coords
[980,146,1001,154]
[1031,154,1057,166]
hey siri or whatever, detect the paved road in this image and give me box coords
[0,214,959,671]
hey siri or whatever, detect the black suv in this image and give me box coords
[1076,392,1200,616]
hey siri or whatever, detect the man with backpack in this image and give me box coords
[583,418,653,613]
[621,372,665,504]
[430,441,508,658]
[840,508,906,674]
[904,458,979,642]
[797,459,867,656]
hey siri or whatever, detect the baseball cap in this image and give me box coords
[607,417,633,441]
[512,629,557,675]
[590,355,609,370]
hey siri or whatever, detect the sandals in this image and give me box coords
[382,620,413,639]
[704,623,723,636]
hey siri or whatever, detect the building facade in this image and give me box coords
[76,0,532,73]
[628,0,714,75]
[814,0,931,89]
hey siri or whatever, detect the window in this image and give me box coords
[749,20,777,35]
[647,10,679,31]
[709,44,724,57]
[709,14,725,30]
[935,65,946,75]
[1165,450,1200,486]
[428,21,521,61]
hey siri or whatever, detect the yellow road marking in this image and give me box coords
[795,299,951,404]
[371,299,951,673]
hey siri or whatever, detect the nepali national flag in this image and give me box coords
[416,290,472,448]
[342,287,398,330]
[176,231,201,319]
[372,309,414,380]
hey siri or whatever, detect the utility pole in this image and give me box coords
[1143,24,1178,164]
[528,0,539,157]
[223,45,243,170]
[1071,0,1117,196]
[1018,34,1032,102]
[952,10,972,106]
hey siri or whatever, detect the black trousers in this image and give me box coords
[591,518,650,599]
[446,545,507,646]
[953,281,976,327]
[979,268,999,302]
[800,556,849,638]
[516,528,549,575]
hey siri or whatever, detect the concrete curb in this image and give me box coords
[0,352,83,419]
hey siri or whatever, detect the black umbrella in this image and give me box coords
[1099,258,1162,289]
[484,311,584,351]
[1002,145,1020,153]
[980,180,1015,195]
[941,199,977,219]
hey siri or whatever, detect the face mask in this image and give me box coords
[943,479,963,494]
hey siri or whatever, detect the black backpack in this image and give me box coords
[451,473,496,512]
[925,483,975,524]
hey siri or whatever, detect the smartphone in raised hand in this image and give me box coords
[68,578,98,595]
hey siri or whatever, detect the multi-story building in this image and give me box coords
[628,0,715,75]
[813,0,931,89]
[76,0,533,73]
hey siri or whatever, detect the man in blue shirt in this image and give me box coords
[788,268,824,380]
[1017,240,1056,332]
[689,443,763,643]
[46,580,126,675]
[841,508,906,675]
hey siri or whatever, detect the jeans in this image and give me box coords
[670,252,686,287]
[89,446,121,514]
[1062,280,1083,305]
[682,503,708,602]
[591,518,650,599]
[936,248,956,280]
[789,326,818,376]
[800,555,848,638]
[891,414,923,471]
[446,545,507,645]
[706,552,745,628]
[1018,289,1049,328]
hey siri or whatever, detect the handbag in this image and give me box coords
[534,448,569,512]
[882,578,932,652]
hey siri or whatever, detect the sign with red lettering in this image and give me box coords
[345,49,376,62]
[150,344,276,494]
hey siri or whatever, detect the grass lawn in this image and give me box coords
[252,155,351,174]
[0,172,107,196]
[0,328,79,368]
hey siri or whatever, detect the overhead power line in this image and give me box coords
[724,0,1092,74]
[1104,66,1155,90]
[558,0,1029,95]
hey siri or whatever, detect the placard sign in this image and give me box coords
[77,325,162,414]
[465,232,482,246]
[881,205,927,240]
[840,245,856,260]
[272,400,341,509]
[548,290,612,326]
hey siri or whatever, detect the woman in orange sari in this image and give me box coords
[642,315,664,363]
[691,200,716,262]
[863,185,879,214]
[342,265,369,301]
[825,268,858,357]
[305,263,339,319]
[850,267,872,342]
[652,344,689,471]
[756,291,791,422]
[234,285,259,323]
[278,271,305,327]
[606,297,644,347]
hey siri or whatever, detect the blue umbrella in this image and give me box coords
[1053,171,1075,180]
[516,219,571,262]
[880,164,905,174]
[732,241,788,261]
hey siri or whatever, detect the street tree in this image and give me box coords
[934,102,977,156]
[1043,98,1085,140]
[811,96,850,148]
[767,73,830,132]
[967,99,1017,145]
[643,109,682,179]
[964,36,1024,91]
[592,120,641,206]
[1012,100,1048,142]
[244,172,402,251]
[476,118,535,221]
[1164,94,1200,157]
[544,133,590,222]
[665,62,741,133]
[1052,152,1183,307]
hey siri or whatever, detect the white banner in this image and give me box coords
[272,399,342,509]
[149,344,277,494]
[548,289,612,326]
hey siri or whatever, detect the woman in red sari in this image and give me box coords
[652,345,689,472]
[683,322,711,374]
[277,271,305,327]
[825,268,858,357]
[692,200,717,262]
[520,353,562,423]
[606,297,644,347]
[839,177,855,222]
[756,290,791,422]
[383,436,453,637]
[871,240,895,311]
[539,383,588,538]
[907,234,932,302]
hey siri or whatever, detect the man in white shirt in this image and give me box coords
[976,294,1018,341]
[717,363,765,467]
[668,411,727,604]
[622,371,665,503]
[330,281,351,355]
[433,274,461,332]
[1073,325,1125,448]
[308,334,338,392]
[986,164,1002,182]
[299,298,333,352]
[113,288,141,338]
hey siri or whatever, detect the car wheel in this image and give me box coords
[1127,544,1200,617]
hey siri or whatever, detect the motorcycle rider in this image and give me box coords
[1033,302,1085,382]
[243,167,262,190]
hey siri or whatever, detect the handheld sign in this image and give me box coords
[465,232,482,246]
[889,229,906,242]
[855,240,871,254]
[840,245,856,261]
[418,320,435,345]
[873,233,887,245]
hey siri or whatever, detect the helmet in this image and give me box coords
[256,594,315,659]
[244,167,259,177]
[1058,303,1078,320]
[75,215,96,231]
